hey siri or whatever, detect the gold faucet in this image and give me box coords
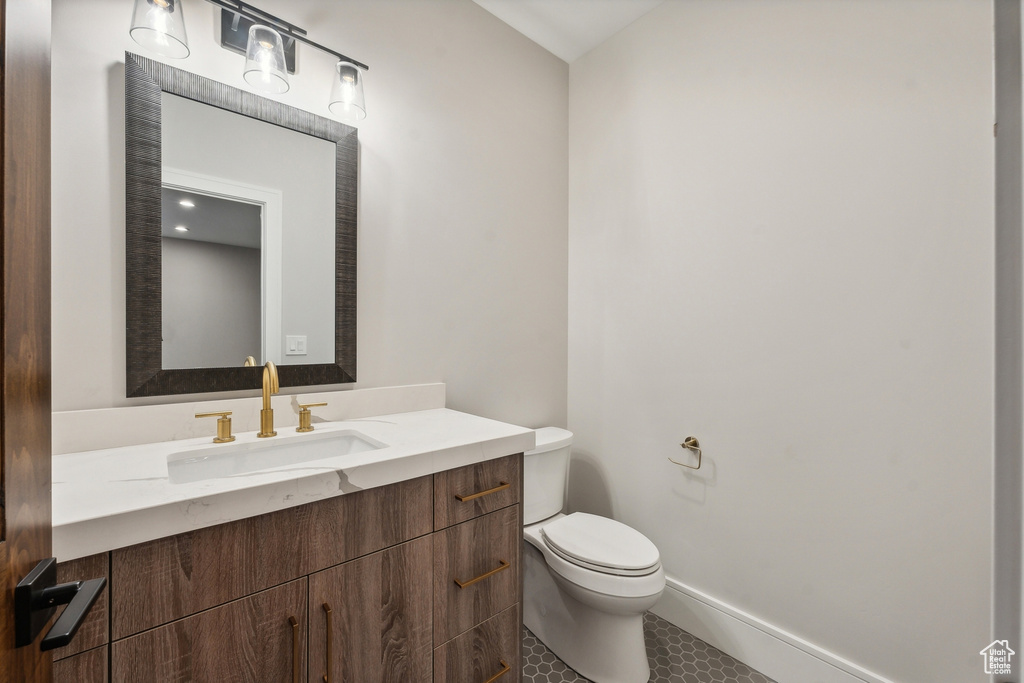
[258,361,279,438]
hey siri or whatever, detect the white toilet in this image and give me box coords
[523,427,665,683]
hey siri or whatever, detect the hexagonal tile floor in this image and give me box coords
[522,612,777,683]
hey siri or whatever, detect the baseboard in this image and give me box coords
[651,577,894,683]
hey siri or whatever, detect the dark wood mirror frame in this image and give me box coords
[124,52,357,397]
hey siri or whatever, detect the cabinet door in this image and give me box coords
[111,579,307,683]
[309,536,432,683]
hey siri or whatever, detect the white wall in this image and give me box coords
[51,0,568,429]
[162,238,261,369]
[567,2,994,682]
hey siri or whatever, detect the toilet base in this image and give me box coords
[523,541,659,683]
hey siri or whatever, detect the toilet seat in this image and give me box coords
[540,512,660,577]
[524,515,665,599]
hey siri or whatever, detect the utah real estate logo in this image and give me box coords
[980,640,1015,676]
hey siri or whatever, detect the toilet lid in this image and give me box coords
[540,512,660,574]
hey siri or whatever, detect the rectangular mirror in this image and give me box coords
[160,92,336,369]
[125,53,357,397]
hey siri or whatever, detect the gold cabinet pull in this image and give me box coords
[482,660,510,683]
[669,436,702,470]
[454,481,510,502]
[322,602,332,683]
[289,615,299,683]
[454,560,510,589]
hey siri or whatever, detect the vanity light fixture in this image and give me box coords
[179,199,195,207]
[128,0,369,117]
[243,24,289,94]
[129,0,190,60]
[329,61,366,121]
[174,225,189,232]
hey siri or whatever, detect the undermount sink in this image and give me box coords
[167,428,386,484]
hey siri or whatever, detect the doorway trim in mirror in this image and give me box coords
[125,52,357,397]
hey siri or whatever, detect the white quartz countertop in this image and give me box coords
[52,408,535,561]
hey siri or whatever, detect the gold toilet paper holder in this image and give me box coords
[669,436,702,470]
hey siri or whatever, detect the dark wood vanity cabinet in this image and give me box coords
[432,455,523,681]
[433,505,521,644]
[433,453,521,529]
[434,605,521,683]
[111,579,308,683]
[109,475,433,639]
[51,553,110,683]
[55,453,523,683]
[308,536,433,682]
[53,646,108,683]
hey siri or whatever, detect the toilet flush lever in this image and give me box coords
[669,437,702,470]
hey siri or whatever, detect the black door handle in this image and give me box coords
[38,577,106,651]
[14,557,107,651]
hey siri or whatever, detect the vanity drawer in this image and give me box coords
[111,578,308,683]
[434,453,522,530]
[433,604,521,683]
[433,505,520,643]
[54,646,108,683]
[54,553,109,660]
[112,475,432,638]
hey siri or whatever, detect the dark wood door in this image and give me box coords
[111,578,308,683]
[0,0,53,681]
[309,536,433,683]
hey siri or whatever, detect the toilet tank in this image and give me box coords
[523,427,574,525]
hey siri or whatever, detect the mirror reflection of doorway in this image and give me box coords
[160,186,268,369]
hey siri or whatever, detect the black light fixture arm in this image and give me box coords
[202,0,369,71]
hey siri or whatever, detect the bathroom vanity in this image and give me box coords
[37,29,535,682]
[48,407,532,683]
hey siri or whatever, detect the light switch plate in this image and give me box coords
[285,335,307,356]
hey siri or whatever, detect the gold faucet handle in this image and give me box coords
[297,402,328,433]
[195,411,236,443]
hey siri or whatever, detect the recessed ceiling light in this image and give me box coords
[179,199,195,208]
[174,225,189,232]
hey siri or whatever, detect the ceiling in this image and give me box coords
[161,188,262,249]
[472,0,665,63]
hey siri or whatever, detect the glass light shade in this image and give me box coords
[129,0,189,59]
[243,25,290,95]
[329,61,366,120]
